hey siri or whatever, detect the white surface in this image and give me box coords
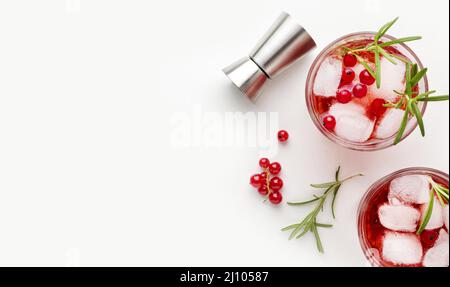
[0,0,448,267]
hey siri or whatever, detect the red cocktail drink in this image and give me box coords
[306,33,428,151]
[358,168,449,267]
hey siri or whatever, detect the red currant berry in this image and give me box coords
[259,158,270,169]
[323,115,336,131]
[360,70,376,86]
[420,229,440,248]
[269,162,282,175]
[343,54,357,67]
[258,185,269,196]
[278,130,289,142]
[250,174,264,188]
[353,83,368,98]
[336,89,352,104]
[269,191,283,205]
[370,98,387,118]
[341,68,356,84]
[260,172,269,182]
[269,177,284,192]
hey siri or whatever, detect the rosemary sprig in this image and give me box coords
[282,167,363,253]
[347,17,422,89]
[384,63,449,144]
[417,178,449,234]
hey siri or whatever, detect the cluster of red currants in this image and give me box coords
[337,54,376,104]
[322,53,388,131]
[250,158,284,205]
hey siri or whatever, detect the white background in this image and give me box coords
[0,0,448,267]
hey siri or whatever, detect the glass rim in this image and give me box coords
[305,32,430,152]
[357,167,449,267]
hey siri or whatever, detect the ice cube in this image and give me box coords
[388,175,431,205]
[368,57,405,102]
[423,243,449,267]
[421,200,444,230]
[444,205,449,230]
[354,64,367,79]
[375,108,405,139]
[328,102,375,142]
[436,229,449,246]
[423,233,449,267]
[378,204,420,232]
[314,57,342,97]
[382,232,423,265]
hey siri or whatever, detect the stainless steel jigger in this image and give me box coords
[223,12,317,102]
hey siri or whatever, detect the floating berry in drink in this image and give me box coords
[323,115,336,131]
[250,174,264,188]
[259,158,270,169]
[269,191,283,205]
[269,177,284,192]
[269,162,282,175]
[336,89,352,104]
[343,54,357,67]
[420,229,440,249]
[370,98,387,118]
[341,68,356,84]
[278,130,289,142]
[360,69,376,86]
[353,83,368,98]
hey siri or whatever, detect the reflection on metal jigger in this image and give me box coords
[223,12,317,102]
